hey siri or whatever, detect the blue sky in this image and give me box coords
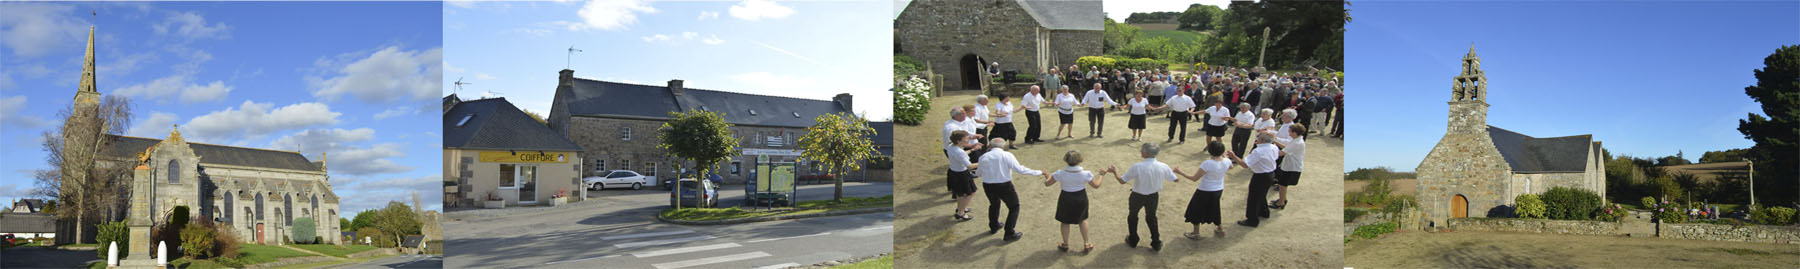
[446,0,892,121]
[0,2,444,214]
[1345,1,1799,172]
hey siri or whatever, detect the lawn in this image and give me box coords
[832,255,892,269]
[168,258,231,269]
[661,195,892,222]
[236,244,318,265]
[1141,29,1209,44]
[287,244,379,257]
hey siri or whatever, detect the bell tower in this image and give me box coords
[1446,45,1489,134]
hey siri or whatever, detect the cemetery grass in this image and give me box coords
[661,195,893,222]
[832,255,893,269]
[1345,230,1800,268]
[237,243,318,264]
[288,243,379,257]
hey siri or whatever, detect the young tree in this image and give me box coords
[35,95,133,244]
[1737,45,1798,205]
[657,110,739,209]
[797,113,878,201]
[373,202,421,248]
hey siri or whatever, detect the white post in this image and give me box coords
[156,241,166,266]
[1746,159,1755,206]
[106,242,118,266]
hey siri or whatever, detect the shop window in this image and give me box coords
[644,162,657,177]
[501,164,517,188]
[731,161,742,175]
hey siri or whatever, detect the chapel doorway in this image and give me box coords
[255,223,265,244]
[1451,195,1469,218]
[960,54,981,90]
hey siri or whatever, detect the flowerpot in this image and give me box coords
[483,200,506,209]
[550,197,568,206]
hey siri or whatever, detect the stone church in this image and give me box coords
[895,0,1104,90]
[1415,47,1606,228]
[62,25,342,245]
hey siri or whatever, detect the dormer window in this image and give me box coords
[749,109,758,116]
[792,112,800,118]
[457,115,474,127]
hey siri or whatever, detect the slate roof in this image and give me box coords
[444,97,584,151]
[1487,126,1594,173]
[0,212,56,233]
[562,78,854,128]
[104,135,322,172]
[15,199,45,212]
[1016,0,1105,31]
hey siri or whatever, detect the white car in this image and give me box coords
[584,170,651,190]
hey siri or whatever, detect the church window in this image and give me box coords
[255,193,265,220]
[284,195,293,226]
[167,160,180,184]
[223,192,234,222]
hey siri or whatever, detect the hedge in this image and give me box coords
[1541,187,1603,220]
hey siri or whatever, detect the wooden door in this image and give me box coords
[255,223,265,244]
[1451,195,1468,218]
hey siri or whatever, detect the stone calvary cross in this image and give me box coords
[119,163,158,268]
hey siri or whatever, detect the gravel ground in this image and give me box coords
[893,93,1344,268]
[1346,230,1800,268]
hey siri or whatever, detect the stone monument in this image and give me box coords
[119,162,158,268]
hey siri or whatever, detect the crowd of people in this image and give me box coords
[939,63,1329,253]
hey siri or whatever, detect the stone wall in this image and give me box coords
[1660,223,1800,244]
[564,116,830,184]
[1448,218,1627,236]
[1049,30,1102,67]
[1416,130,1511,228]
[896,0,1045,91]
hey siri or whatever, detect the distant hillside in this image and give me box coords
[1131,23,1179,31]
[1140,29,1209,44]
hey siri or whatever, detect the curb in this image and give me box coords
[657,207,893,225]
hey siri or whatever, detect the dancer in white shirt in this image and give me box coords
[977,138,1042,242]
[944,130,981,221]
[1238,132,1280,227]
[1268,124,1307,210]
[990,95,1018,149]
[1043,150,1102,253]
[1019,86,1051,144]
[1229,103,1257,157]
[1173,141,1247,239]
[1124,91,1151,140]
[1053,85,1080,139]
[1155,90,1198,143]
[1082,83,1116,138]
[1104,143,1178,251]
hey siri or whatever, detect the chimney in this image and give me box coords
[668,79,685,96]
[559,69,575,87]
[833,93,853,111]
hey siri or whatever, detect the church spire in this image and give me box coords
[79,25,97,94]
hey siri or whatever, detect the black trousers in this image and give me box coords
[1148,95,1164,107]
[983,182,1021,234]
[1024,110,1042,142]
[1244,172,1275,226]
[1087,108,1105,136]
[1167,112,1190,141]
[1231,127,1252,156]
[1127,192,1161,244]
[1332,105,1345,137]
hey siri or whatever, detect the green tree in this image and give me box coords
[657,110,740,208]
[522,109,549,126]
[1103,18,1140,52]
[797,113,879,201]
[373,202,421,248]
[1698,148,1751,163]
[349,210,377,231]
[35,95,133,244]
[1736,45,1799,205]
[340,217,351,231]
[1178,4,1223,31]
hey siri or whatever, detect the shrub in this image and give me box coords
[1595,203,1629,222]
[1649,198,1686,223]
[893,76,932,125]
[356,227,391,247]
[1541,187,1603,220]
[1514,194,1546,219]
[1075,56,1117,70]
[1641,197,1658,209]
[213,223,240,259]
[97,221,129,260]
[1344,208,1366,223]
[292,217,316,244]
[1381,195,1416,215]
[1351,178,1392,206]
[1751,206,1796,225]
[1351,222,1397,239]
[894,55,925,79]
[179,221,215,258]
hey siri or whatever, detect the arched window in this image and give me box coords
[255,193,265,220]
[284,195,293,226]
[167,160,180,184]
[223,192,234,222]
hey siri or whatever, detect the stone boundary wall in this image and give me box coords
[1447,218,1627,236]
[1660,223,1800,245]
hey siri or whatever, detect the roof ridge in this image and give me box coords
[112,135,307,156]
[577,77,837,102]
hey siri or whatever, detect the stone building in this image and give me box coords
[895,0,1104,90]
[443,95,585,207]
[1415,47,1606,228]
[61,25,341,245]
[545,70,871,184]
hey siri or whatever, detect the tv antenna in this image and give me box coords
[453,77,472,95]
[567,45,582,69]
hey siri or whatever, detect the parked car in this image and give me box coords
[664,172,724,189]
[583,170,651,190]
[669,178,719,208]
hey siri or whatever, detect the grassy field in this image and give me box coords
[288,244,379,257]
[1347,231,1800,268]
[1141,29,1209,44]
[236,244,318,265]
[833,255,893,269]
[661,195,893,222]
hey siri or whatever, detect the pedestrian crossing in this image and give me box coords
[544,225,890,269]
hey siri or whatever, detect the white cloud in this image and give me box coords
[729,71,818,92]
[642,34,671,43]
[184,101,341,142]
[0,95,51,129]
[373,106,414,120]
[682,32,698,40]
[151,11,230,40]
[308,46,444,103]
[447,0,477,9]
[267,128,376,155]
[329,143,412,175]
[558,0,656,31]
[698,11,720,20]
[474,73,496,80]
[113,75,233,103]
[702,34,725,45]
[126,112,180,137]
[0,3,86,58]
[729,0,795,21]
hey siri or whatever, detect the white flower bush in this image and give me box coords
[894,76,933,125]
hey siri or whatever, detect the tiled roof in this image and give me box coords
[443,97,584,151]
[1016,0,1105,31]
[1487,126,1594,173]
[0,212,56,233]
[562,78,854,128]
[105,135,321,172]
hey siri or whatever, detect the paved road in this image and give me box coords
[0,247,96,268]
[327,254,442,269]
[446,182,893,269]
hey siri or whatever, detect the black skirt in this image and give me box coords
[946,169,978,197]
[1185,189,1223,225]
[1129,114,1147,129]
[1277,170,1302,186]
[1205,123,1227,137]
[1059,112,1075,124]
[1056,190,1089,224]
